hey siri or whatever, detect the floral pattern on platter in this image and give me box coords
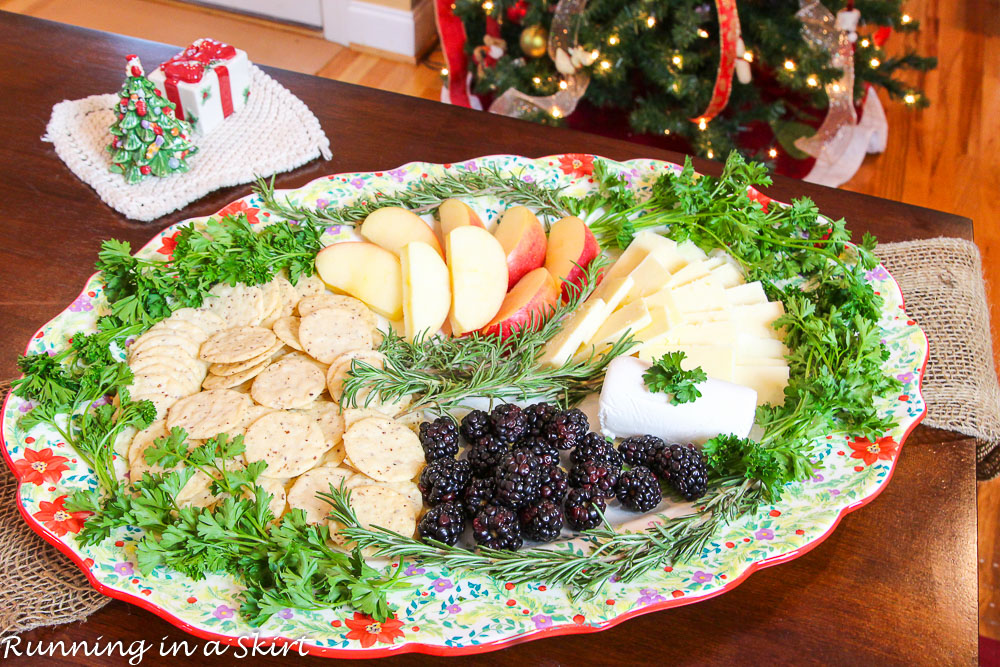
[0,155,929,657]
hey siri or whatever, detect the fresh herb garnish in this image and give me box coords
[342,259,637,413]
[642,351,707,405]
[702,434,815,502]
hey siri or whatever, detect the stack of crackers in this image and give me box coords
[123,273,426,542]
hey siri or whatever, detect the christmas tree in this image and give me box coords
[108,55,198,184]
[446,0,935,171]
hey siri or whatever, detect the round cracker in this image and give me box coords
[293,274,325,300]
[130,331,200,359]
[318,442,346,467]
[244,411,330,478]
[247,475,288,520]
[208,339,285,376]
[171,307,226,336]
[199,326,277,364]
[250,356,326,409]
[202,359,272,390]
[298,295,376,330]
[128,420,167,469]
[257,279,284,329]
[201,283,265,328]
[297,402,346,448]
[337,484,416,539]
[165,389,250,439]
[272,316,304,352]
[342,416,424,483]
[130,356,205,389]
[326,351,383,401]
[148,318,211,345]
[298,308,373,365]
[287,465,354,523]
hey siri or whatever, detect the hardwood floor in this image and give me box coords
[4,0,999,644]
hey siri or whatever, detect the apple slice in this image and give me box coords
[438,199,486,242]
[361,207,443,257]
[400,241,451,342]
[493,206,547,289]
[544,216,600,301]
[314,242,403,320]
[445,226,508,335]
[479,267,559,339]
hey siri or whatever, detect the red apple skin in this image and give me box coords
[544,216,601,301]
[493,206,548,289]
[478,268,560,340]
[438,198,486,242]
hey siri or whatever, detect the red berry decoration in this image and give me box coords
[152,123,163,135]
[130,65,142,76]
[506,0,528,23]
[139,165,151,175]
[136,100,147,116]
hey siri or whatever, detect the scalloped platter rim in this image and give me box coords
[0,154,929,657]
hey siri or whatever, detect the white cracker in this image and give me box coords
[170,307,226,336]
[208,339,284,376]
[272,316,304,352]
[130,355,206,389]
[334,484,416,541]
[250,356,326,409]
[130,331,200,359]
[318,442,346,467]
[297,295,376,331]
[199,326,277,364]
[293,274,325,299]
[202,359,272,390]
[248,475,288,520]
[257,279,284,329]
[286,465,353,523]
[298,308,373,365]
[165,389,251,439]
[200,283,265,327]
[244,411,330,478]
[147,318,211,344]
[342,416,424,483]
[296,401,346,448]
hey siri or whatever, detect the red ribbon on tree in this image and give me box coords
[161,38,237,121]
[691,0,742,126]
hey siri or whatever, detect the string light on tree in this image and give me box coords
[608,35,619,45]
[600,60,611,70]
[697,28,709,38]
[481,1,493,10]
[784,60,796,71]
[646,16,656,28]
[698,118,708,131]
[672,54,684,67]
[706,149,715,159]
[559,80,568,90]
[440,68,449,77]
[551,106,562,118]
[860,38,871,47]
[901,13,912,24]
[768,148,778,158]
[743,51,754,63]
[806,75,819,87]
[869,58,880,68]
[904,92,918,105]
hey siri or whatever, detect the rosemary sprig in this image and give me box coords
[253,165,573,229]
[342,259,638,413]
[323,477,762,596]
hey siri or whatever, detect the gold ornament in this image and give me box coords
[520,25,549,58]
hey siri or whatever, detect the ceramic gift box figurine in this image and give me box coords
[148,38,251,135]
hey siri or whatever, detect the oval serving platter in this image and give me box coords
[1,154,928,657]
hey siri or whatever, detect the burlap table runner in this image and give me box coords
[1,235,997,635]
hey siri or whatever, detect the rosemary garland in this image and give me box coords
[253,165,573,229]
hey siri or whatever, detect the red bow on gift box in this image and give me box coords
[160,39,238,122]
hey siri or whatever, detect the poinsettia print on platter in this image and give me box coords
[0,155,928,657]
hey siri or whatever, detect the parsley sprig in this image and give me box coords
[642,352,707,405]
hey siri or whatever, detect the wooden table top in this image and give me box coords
[0,11,977,665]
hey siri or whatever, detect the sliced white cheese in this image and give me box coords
[709,262,745,289]
[725,281,768,306]
[621,254,671,304]
[633,303,684,348]
[733,365,790,406]
[540,298,610,367]
[599,355,756,445]
[665,261,711,288]
[587,300,651,348]
[601,244,650,286]
[739,357,788,367]
[670,279,728,314]
[665,321,737,345]
[676,240,708,263]
[681,308,732,325]
[731,302,785,338]
[591,274,635,310]
[736,334,789,359]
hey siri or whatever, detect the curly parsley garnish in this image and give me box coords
[642,352,708,405]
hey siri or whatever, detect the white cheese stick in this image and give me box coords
[598,355,757,446]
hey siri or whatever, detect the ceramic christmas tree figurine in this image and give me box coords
[107,55,198,184]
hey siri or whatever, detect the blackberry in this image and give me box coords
[512,436,560,467]
[418,416,460,462]
[617,435,665,468]
[522,402,558,437]
[564,486,606,531]
[652,444,709,501]
[466,434,509,478]
[568,461,620,498]
[418,502,466,546]
[418,458,472,506]
[538,464,569,502]
[570,432,622,467]
[615,466,663,512]
[472,504,522,551]
[494,451,543,510]
[490,404,528,443]
[519,500,564,542]
[543,408,589,450]
[461,476,495,519]
[460,409,491,442]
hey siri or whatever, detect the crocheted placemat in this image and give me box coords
[1,236,996,637]
[43,65,332,222]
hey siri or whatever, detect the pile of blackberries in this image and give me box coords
[416,403,708,551]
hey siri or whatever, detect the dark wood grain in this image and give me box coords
[0,11,977,665]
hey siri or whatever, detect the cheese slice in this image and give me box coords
[736,334,789,359]
[587,300,651,348]
[739,357,788,367]
[676,240,708,263]
[635,342,736,382]
[540,298,610,367]
[621,254,671,304]
[665,321,737,345]
[733,365,790,406]
[731,302,785,338]
[601,245,651,286]
[665,261,711,288]
[670,279,728,314]
[591,274,635,310]
[709,262,745,289]
[725,282,768,306]
[681,308,732,325]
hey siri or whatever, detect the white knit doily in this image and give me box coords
[44,66,332,222]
